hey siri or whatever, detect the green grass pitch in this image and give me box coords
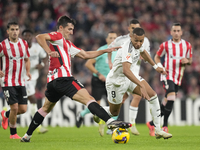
[0,124,199,150]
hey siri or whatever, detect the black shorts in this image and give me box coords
[2,86,27,105]
[45,77,84,103]
[162,80,179,97]
[91,76,107,101]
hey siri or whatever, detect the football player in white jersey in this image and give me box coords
[105,28,172,139]
[22,29,48,134]
[107,19,150,135]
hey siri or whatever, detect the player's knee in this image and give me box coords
[149,91,157,98]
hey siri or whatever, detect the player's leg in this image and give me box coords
[129,94,141,135]
[21,97,56,142]
[132,80,172,139]
[76,76,103,128]
[163,93,175,131]
[27,80,48,133]
[73,86,131,129]
[21,79,61,142]
[162,80,177,132]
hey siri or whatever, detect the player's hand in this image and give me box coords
[139,84,150,100]
[156,67,167,75]
[48,51,60,57]
[106,46,121,53]
[0,71,4,78]
[108,62,113,69]
[98,74,106,82]
[181,58,189,65]
[26,72,32,81]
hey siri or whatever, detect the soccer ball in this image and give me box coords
[112,128,130,144]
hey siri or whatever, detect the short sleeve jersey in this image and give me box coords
[157,39,192,85]
[107,39,148,84]
[0,38,30,87]
[108,34,150,66]
[47,32,81,83]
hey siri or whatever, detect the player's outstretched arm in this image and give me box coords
[76,46,121,59]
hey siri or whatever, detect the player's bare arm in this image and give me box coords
[76,46,121,59]
[141,51,167,75]
[108,52,113,69]
[122,62,150,100]
[0,70,4,78]
[36,33,60,58]
[24,57,31,81]
[85,59,106,82]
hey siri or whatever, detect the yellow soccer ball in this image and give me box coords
[112,128,130,144]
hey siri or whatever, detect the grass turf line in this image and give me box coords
[0,124,199,150]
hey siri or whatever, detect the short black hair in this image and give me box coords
[57,16,76,29]
[130,19,140,25]
[106,31,117,37]
[7,20,19,29]
[22,29,34,35]
[133,28,145,36]
[172,23,181,27]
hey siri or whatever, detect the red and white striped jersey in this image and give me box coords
[0,38,30,87]
[157,39,192,86]
[47,32,81,83]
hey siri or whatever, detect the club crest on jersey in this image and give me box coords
[126,53,131,60]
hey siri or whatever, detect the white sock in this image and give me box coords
[129,106,138,124]
[149,95,161,132]
[31,104,37,118]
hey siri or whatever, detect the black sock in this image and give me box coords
[163,101,174,127]
[27,112,45,135]
[5,110,10,118]
[10,127,17,135]
[88,102,111,122]
[149,121,154,126]
[161,104,165,117]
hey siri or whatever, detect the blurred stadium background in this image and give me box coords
[0,0,200,127]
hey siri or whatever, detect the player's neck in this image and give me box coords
[28,43,32,48]
[172,38,181,43]
[8,37,19,43]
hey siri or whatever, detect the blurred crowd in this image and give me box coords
[0,0,200,101]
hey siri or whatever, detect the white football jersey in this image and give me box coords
[28,43,47,80]
[108,34,150,73]
[107,38,149,85]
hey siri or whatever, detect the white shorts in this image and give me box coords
[25,80,37,96]
[106,75,144,104]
